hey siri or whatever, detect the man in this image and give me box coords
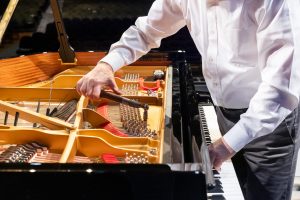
[76,0,300,199]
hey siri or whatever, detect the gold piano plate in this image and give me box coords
[0,52,171,164]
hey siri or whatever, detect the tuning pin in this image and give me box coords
[13,112,19,126]
[46,108,51,116]
[149,148,157,155]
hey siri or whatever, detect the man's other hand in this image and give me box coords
[208,137,235,171]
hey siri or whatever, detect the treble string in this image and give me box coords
[46,79,54,116]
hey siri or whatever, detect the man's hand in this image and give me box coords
[76,62,122,100]
[208,137,235,171]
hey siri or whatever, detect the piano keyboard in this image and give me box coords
[199,105,244,200]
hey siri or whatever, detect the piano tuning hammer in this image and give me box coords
[100,89,149,108]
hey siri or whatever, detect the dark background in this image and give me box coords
[0,0,200,63]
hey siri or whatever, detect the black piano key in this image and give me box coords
[207,194,226,200]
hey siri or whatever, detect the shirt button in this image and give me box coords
[208,57,213,63]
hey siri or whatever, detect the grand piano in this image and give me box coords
[0,1,243,199]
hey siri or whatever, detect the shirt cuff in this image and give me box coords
[100,52,126,72]
[222,122,252,152]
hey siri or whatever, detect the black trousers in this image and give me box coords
[215,106,300,200]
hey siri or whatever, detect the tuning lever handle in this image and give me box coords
[100,90,149,110]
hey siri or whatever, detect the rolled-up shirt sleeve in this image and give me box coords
[101,0,186,71]
[223,1,300,152]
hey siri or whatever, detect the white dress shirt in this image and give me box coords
[101,0,300,152]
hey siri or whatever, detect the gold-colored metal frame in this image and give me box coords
[0,52,171,164]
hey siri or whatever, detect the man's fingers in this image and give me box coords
[86,79,96,98]
[92,85,101,100]
[76,78,83,95]
[214,160,222,172]
[208,141,225,172]
[215,166,221,173]
[79,81,88,97]
[110,79,122,95]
